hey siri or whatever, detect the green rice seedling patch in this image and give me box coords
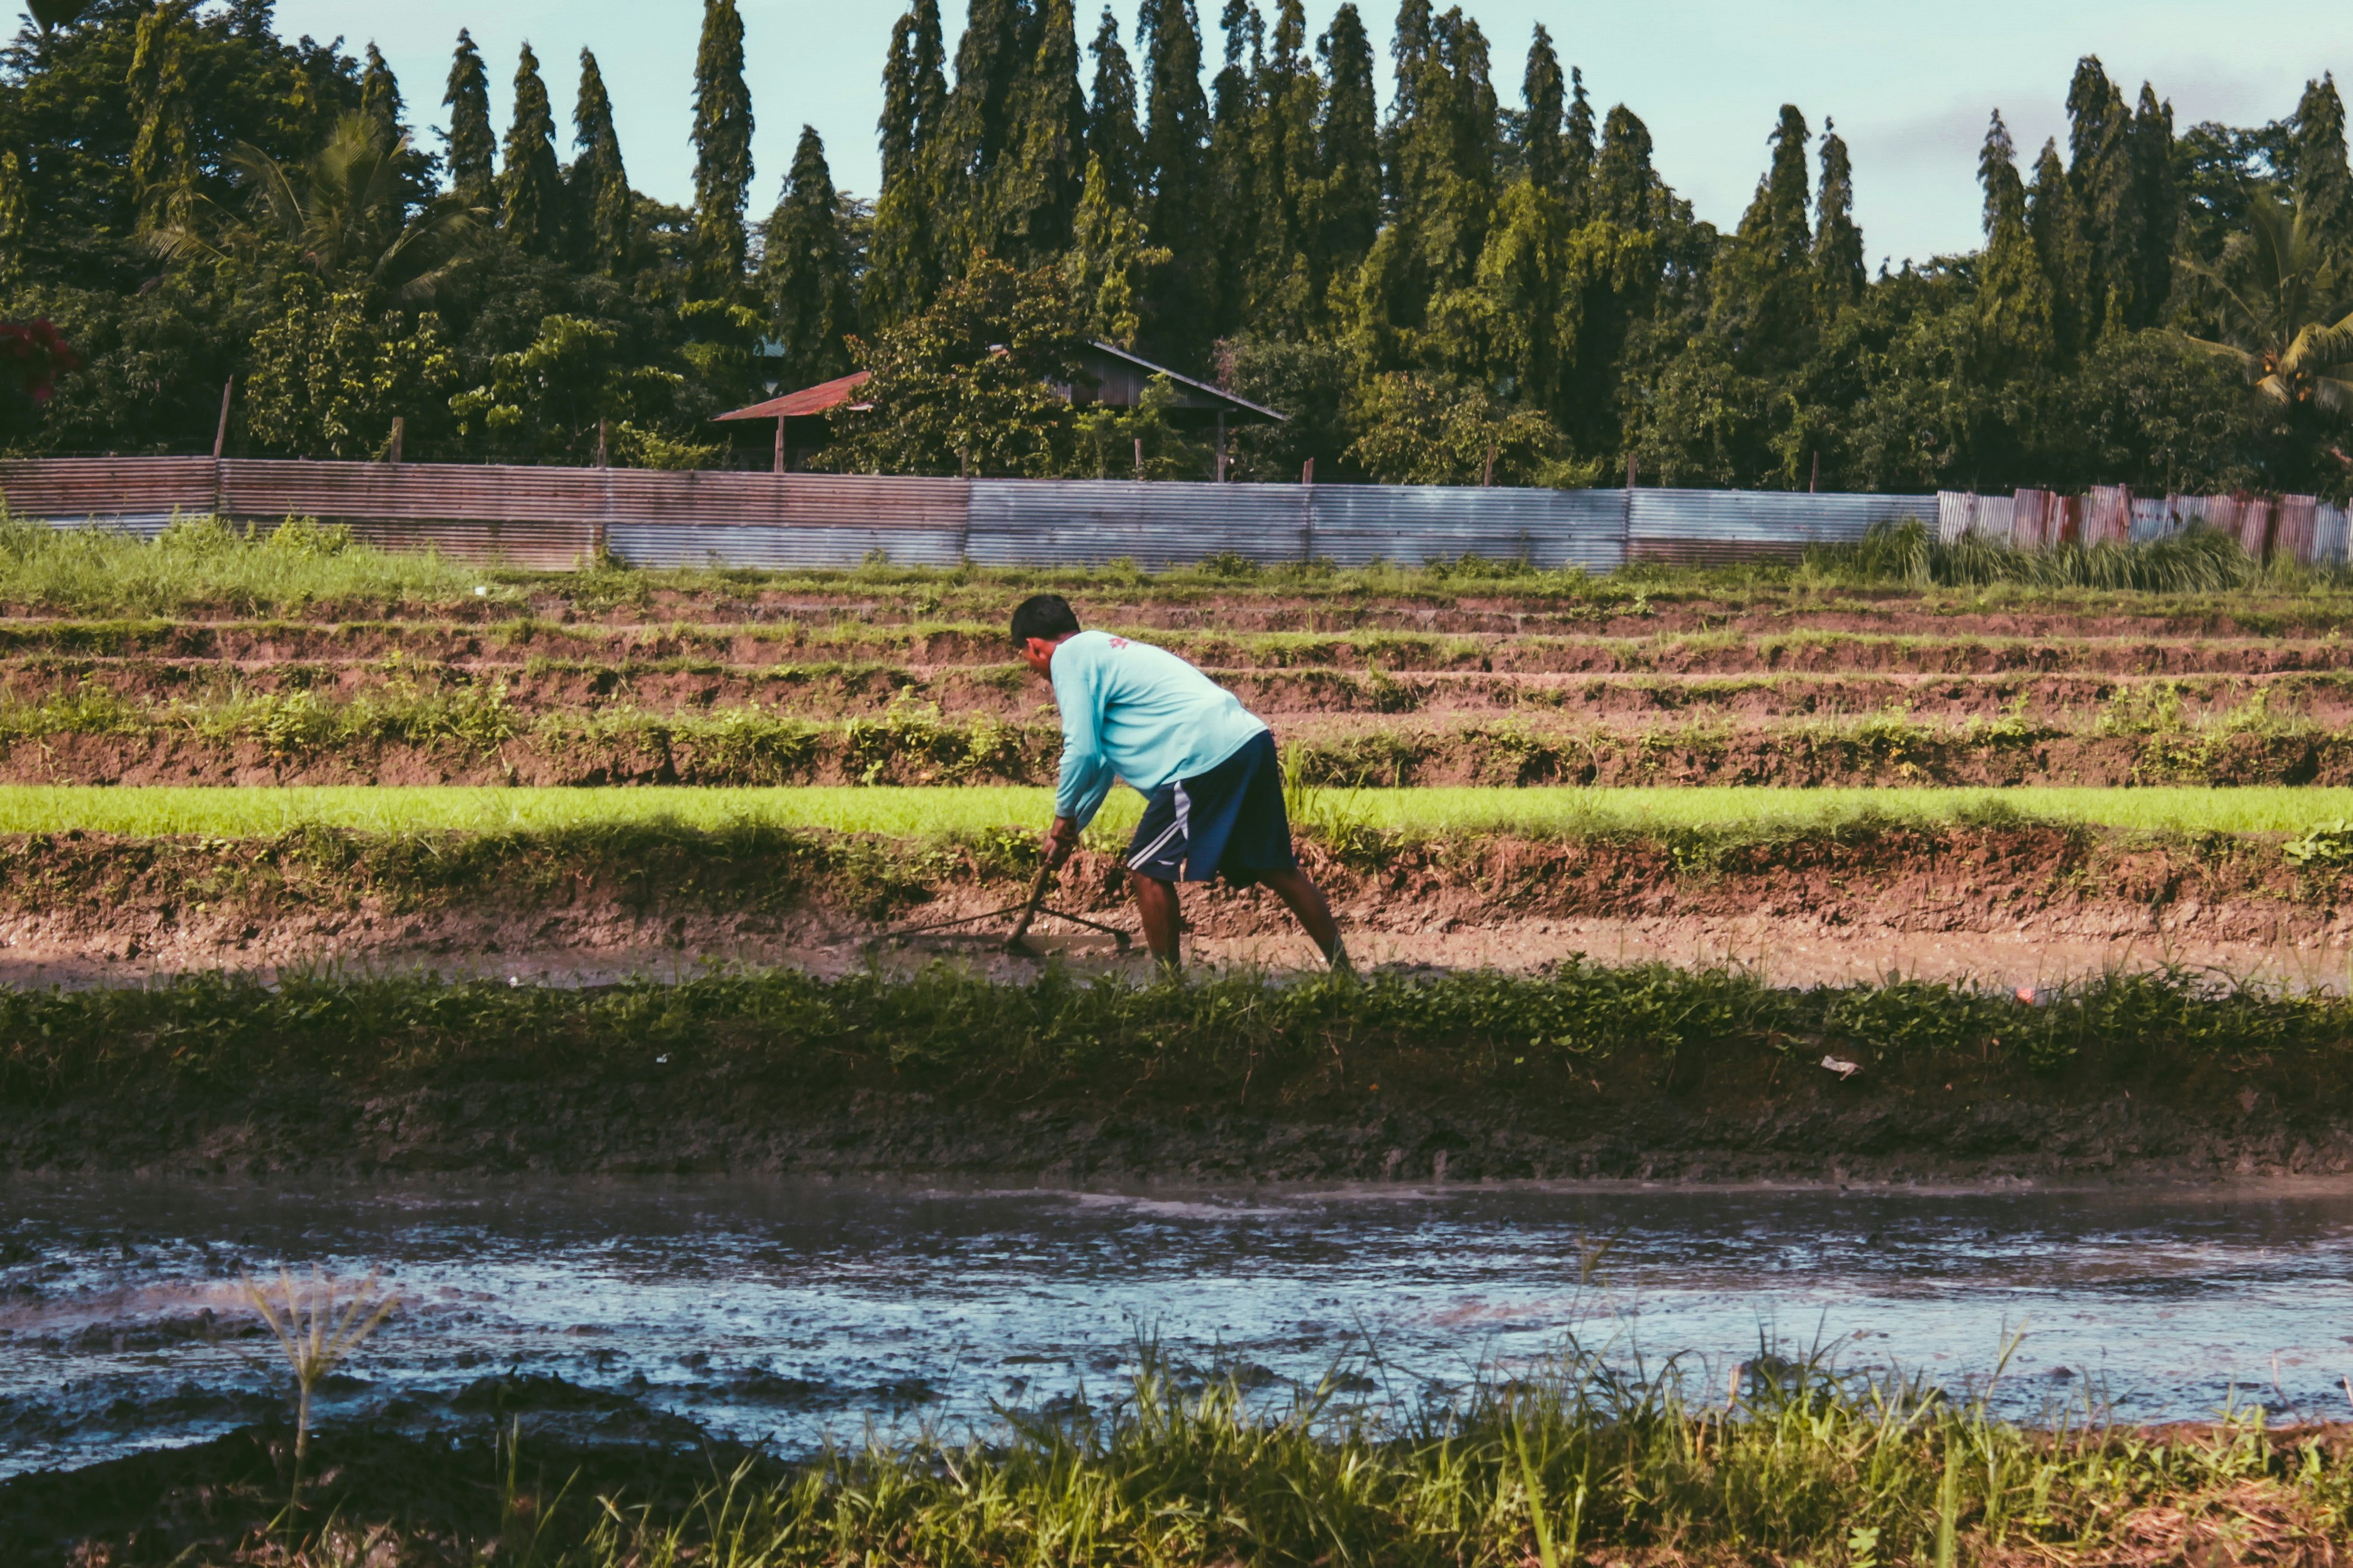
[9,784,2353,845]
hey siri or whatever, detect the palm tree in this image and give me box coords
[156,114,481,302]
[2181,191,2353,417]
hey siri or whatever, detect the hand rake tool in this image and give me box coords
[875,858,1132,957]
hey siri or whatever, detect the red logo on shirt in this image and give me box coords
[1108,637,1129,648]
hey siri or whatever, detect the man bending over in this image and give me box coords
[1014,592,1350,974]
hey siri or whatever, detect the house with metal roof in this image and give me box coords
[716,342,1283,475]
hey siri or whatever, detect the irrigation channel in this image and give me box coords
[8,1176,2353,1480]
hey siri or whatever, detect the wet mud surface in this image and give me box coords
[8,1176,2353,1487]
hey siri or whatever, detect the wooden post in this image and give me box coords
[1625,452,1637,490]
[774,415,786,475]
[388,416,405,464]
[1482,443,1497,487]
[1132,436,1144,482]
[212,377,234,459]
[1809,450,1819,493]
[596,418,609,468]
[1216,411,1228,482]
[1302,456,1314,486]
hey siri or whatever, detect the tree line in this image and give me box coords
[0,0,2349,494]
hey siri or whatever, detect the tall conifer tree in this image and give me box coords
[503,43,564,257]
[128,1,197,236]
[1085,8,1143,198]
[691,0,755,296]
[1136,0,1212,359]
[1316,4,1380,269]
[2028,138,2092,360]
[1563,65,1595,211]
[1207,1,1266,331]
[1978,110,2055,365]
[870,0,949,326]
[444,30,496,203]
[1813,118,1864,316]
[0,149,24,290]
[762,126,859,387]
[2293,74,2353,249]
[1245,0,1324,331]
[1711,104,1816,369]
[1387,6,1499,296]
[1521,23,1565,193]
[360,44,401,135]
[1592,105,1656,230]
[998,0,1088,264]
[2122,83,2175,328]
[572,49,632,277]
[943,0,1028,260]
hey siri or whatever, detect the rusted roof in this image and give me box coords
[713,371,873,422]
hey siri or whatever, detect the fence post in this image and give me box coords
[596,418,609,469]
[211,377,233,459]
[388,416,405,464]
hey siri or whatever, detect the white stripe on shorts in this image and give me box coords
[1127,781,1191,871]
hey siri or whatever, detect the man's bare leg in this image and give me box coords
[1259,866,1351,972]
[1133,872,1183,970]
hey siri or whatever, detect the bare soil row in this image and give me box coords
[11,656,2353,727]
[9,617,2353,676]
[1,820,2345,984]
[5,714,2350,789]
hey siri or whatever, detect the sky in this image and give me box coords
[267,0,2353,269]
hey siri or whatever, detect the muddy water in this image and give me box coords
[6,1179,2353,1480]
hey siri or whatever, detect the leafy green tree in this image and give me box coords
[2027,138,2093,360]
[1388,5,1499,300]
[1346,369,1575,486]
[1066,151,1170,345]
[571,49,632,277]
[501,43,564,257]
[1563,65,1595,211]
[128,1,199,236]
[0,150,26,290]
[1813,118,1864,316]
[2292,74,2352,252]
[868,0,949,327]
[159,114,476,303]
[760,125,858,387]
[243,278,459,458]
[819,256,1083,477]
[2181,191,2353,420]
[1314,4,1380,274]
[450,311,700,463]
[442,29,496,203]
[690,0,754,297]
[1223,333,1353,478]
[2065,58,2174,334]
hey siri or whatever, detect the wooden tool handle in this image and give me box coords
[1002,859,1058,948]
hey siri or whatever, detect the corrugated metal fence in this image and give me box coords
[20,455,2332,571]
[1940,486,2352,566]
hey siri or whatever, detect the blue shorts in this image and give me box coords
[1126,730,1297,886]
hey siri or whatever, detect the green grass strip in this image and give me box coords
[5,783,2353,840]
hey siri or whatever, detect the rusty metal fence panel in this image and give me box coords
[1307,486,1624,570]
[968,480,1309,568]
[0,456,217,536]
[1628,489,1934,565]
[2083,485,2132,547]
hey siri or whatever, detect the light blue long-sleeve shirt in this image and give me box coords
[1048,630,1269,826]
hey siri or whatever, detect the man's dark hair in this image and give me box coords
[1011,593,1082,645]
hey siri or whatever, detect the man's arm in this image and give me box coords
[1050,640,1115,838]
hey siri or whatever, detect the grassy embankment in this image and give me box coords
[13,1354,2346,1567]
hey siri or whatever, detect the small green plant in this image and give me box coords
[240,1267,399,1514]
